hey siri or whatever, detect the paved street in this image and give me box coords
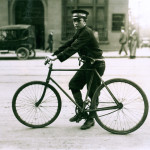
[0,48,150,150]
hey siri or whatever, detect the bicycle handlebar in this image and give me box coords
[44,55,104,65]
[44,56,55,65]
[44,57,50,65]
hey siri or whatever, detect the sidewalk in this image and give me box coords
[0,48,150,59]
[103,48,150,58]
[36,47,150,59]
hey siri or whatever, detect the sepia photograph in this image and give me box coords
[0,0,150,150]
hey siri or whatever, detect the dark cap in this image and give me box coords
[72,9,89,19]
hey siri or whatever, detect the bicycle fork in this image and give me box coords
[35,63,53,107]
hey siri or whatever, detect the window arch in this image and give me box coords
[14,0,44,49]
[9,0,48,49]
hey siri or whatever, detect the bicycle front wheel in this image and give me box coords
[12,81,61,128]
[93,78,149,134]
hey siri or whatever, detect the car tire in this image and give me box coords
[29,49,36,58]
[16,47,29,60]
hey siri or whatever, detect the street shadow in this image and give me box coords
[0,56,45,60]
[104,56,150,59]
[1,55,150,60]
[134,56,150,58]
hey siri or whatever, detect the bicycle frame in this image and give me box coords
[36,61,120,113]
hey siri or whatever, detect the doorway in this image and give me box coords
[15,0,44,49]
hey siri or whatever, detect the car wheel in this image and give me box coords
[16,47,29,60]
[29,49,36,58]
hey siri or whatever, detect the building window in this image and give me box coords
[112,14,125,31]
[62,0,108,41]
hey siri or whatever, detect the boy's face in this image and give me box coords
[73,18,86,30]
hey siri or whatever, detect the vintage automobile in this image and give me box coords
[0,24,36,60]
[140,37,150,48]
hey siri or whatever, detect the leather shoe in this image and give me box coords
[80,118,95,130]
[69,114,81,122]
[69,112,89,122]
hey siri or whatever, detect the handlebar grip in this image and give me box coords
[44,58,49,65]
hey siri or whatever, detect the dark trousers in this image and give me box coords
[69,61,105,112]
[46,41,53,52]
[119,43,128,55]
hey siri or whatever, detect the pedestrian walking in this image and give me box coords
[46,31,53,53]
[93,28,100,44]
[128,29,137,59]
[119,26,128,55]
[47,9,105,130]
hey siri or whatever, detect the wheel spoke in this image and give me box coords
[94,79,148,134]
[12,81,61,128]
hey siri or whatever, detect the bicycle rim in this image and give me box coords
[12,81,61,128]
[93,78,149,134]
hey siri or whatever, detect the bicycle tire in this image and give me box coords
[93,78,149,134]
[12,81,61,128]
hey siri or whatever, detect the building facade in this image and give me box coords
[0,0,128,51]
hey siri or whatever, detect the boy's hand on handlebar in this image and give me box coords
[45,54,57,65]
[46,55,57,61]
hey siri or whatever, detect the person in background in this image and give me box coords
[93,28,100,44]
[46,9,105,130]
[89,26,100,44]
[128,29,137,59]
[119,26,128,55]
[46,31,53,53]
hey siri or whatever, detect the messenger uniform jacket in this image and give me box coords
[53,26,103,62]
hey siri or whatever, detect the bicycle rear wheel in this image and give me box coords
[93,78,149,134]
[12,81,61,128]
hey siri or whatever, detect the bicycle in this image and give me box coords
[12,56,149,134]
